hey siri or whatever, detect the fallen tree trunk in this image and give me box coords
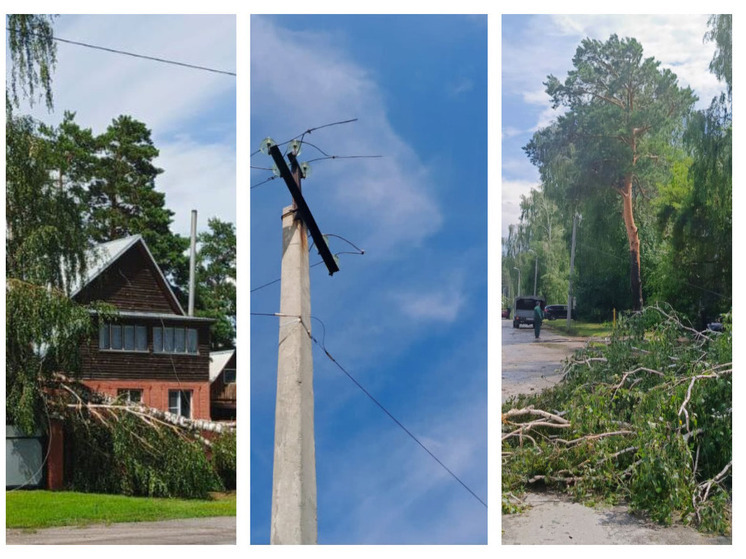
[50,372,236,435]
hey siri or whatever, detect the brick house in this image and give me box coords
[71,235,214,420]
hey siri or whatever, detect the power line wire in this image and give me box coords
[251,310,487,508]
[39,32,236,76]
[250,176,277,190]
[251,119,358,157]
[306,155,382,164]
[301,317,488,509]
[251,249,364,295]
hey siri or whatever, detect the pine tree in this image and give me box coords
[85,115,189,281]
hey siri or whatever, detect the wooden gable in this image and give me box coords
[74,240,182,314]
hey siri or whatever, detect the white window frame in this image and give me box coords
[153,326,199,355]
[168,390,192,418]
[99,323,148,352]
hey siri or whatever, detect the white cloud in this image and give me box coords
[523,86,550,106]
[533,105,565,133]
[502,177,541,237]
[545,14,722,106]
[251,16,442,254]
[447,77,474,97]
[8,14,237,238]
[18,15,236,134]
[502,126,525,140]
[395,288,465,323]
[503,14,724,233]
[156,137,236,236]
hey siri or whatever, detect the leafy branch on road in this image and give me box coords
[502,305,732,534]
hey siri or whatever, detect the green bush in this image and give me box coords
[211,430,236,491]
[67,414,222,499]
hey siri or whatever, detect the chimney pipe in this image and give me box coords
[188,210,197,316]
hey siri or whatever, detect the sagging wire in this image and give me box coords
[23,30,237,76]
[251,250,364,295]
[250,119,358,158]
[250,309,487,509]
[300,316,488,510]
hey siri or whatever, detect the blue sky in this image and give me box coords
[6,14,236,238]
[502,14,727,238]
[250,15,488,544]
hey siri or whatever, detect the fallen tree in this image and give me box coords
[7,281,236,499]
[502,305,731,534]
[42,374,236,499]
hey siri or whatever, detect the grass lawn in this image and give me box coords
[544,319,613,338]
[6,490,236,530]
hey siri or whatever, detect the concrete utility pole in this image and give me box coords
[513,266,521,298]
[567,213,580,329]
[270,147,318,545]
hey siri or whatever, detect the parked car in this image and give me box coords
[545,304,566,320]
[512,296,545,328]
[544,304,578,320]
[706,314,726,332]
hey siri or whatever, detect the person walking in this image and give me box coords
[533,301,544,340]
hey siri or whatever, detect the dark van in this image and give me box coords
[512,296,545,329]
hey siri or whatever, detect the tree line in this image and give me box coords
[503,16,731,329]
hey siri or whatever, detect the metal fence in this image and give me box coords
[6,425,46,489]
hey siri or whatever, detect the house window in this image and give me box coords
[153,327,199,354]
[187,329,198,353]
[224,368,236,384]
[168,390,192,418]
[111,325,122,349]
[117,389,143,403]
[99,324,147,352]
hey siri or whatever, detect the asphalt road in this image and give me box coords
[6,516,236,545]
[501,318,586,403]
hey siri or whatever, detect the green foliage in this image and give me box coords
[6,110,89,290]
[211,431,237,491]
[651,82,731,326]
[66,412,222,499]
[705,15,732,97]
[525,34,696,312]
[7,15,57,110]
[502,191,568,304]
[195,218,236,349]
[503,306,732,534]
[6,19,236,503]
[5,280,103,433]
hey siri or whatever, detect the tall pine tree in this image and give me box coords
[85,115,189,282]
[526,35,696,310]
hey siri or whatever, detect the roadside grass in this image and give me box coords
[544,319,613,338]
[6,490,236,530]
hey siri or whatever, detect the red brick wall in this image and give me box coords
[47,419,65,490]
[83,379,212,420]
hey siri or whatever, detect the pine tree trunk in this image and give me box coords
[620,178,643,310]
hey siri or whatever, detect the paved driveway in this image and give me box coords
[7,516,236,545]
